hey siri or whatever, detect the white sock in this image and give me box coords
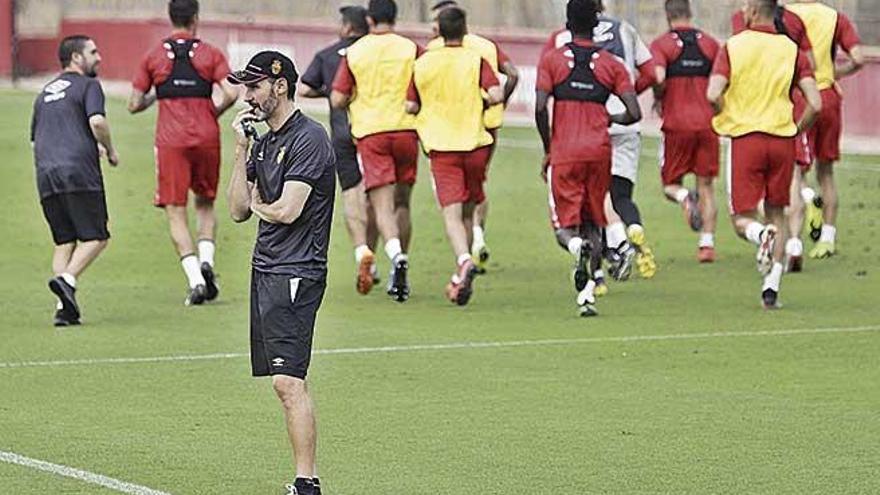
[606,222,627,250]
[197,239,215,267]
[577,279,596,305]
[567,237,584,257]
[181,255,206,289]
[60,272,77,288]
[763,262,784,292]
[785,238,804,257]
[472,226,486,249]
[354,244,372,263]
[457,253,472,266]
[595,269,605,280]
[820,225,836,244]
[384,238,402,262]
[801,187,817,204]
[745,222,765,246]
[674,188,689,203]
[699,233,715,248]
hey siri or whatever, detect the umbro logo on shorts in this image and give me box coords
[272,357,285,367]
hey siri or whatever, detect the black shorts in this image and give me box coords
[250,270,327,379]
[40,192,110,245]
[334,141,362,192]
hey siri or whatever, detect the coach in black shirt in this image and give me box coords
[31,35,119,326]
[298,5,379,296]
[227,51,334,495]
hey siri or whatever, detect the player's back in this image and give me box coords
[785,2,839,89]
[651,29,719,132]
[345,32,418,138]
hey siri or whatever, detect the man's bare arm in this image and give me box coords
[485,85,504,106]
[706,74,729,115]
[835,45,865,79]
[298,85,325,99]
[499,60,520,106]
[796,76,822,134]
[330,90,352,110]
[251,181,313,225]
[228,108,255,222]
[214,80,239,117]
[127,89,156,114]
[609,91,642,126]
[88,115,119,166]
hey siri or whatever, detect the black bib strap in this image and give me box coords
[552,43,612,104]
[666,30,712,78]
[156,38,213,100]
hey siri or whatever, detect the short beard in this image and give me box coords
[256,92,279,121]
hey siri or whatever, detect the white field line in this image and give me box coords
[495,138,880,173]
[1,325,879,371]
[0,451,171,495]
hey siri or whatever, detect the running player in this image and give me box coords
[536,0,641,317]
[129,0,238,305]
[427,0,520,273]
[299,5,379,295]
[785,0,864,261]
[542,0,657,286]
[331,0,421,303]
[406,6,503,305]
[708,0,821,309]
[650,0,720,262]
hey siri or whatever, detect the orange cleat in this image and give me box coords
[356,250,375,295]
[445,259,478,306]
[697,246,716,263]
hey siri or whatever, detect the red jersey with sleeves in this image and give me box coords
[834,13,861,52]
[537,39,634,165]
[650,29,720,132]
[730,10,812,53]
[132,32,230,148]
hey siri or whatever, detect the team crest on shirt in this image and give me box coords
[271,60,282,75]
[276,146,286,165]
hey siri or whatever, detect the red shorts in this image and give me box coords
[548,160,611,230]
[793,88,842,168]
[154,146,220,207]
[660,130,719,185]
[726,133,795,215]
[429,147,492,207]
[355,131,419,191]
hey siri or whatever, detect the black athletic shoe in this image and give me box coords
[762,289,782,310]
[49,277,80,321]
[53,309,81,327]
[201,262,219,301]
[313,477,321,495]
[284,478,317,495]
[388,257,410,303]
[573,243,591,292]
[185,284,208,306]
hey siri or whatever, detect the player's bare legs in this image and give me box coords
[48,239,107,324]
[64,240,108,278]
[696,176,717,261]
[812,161,838,258]
[52,243,75,276]
[394,183,413,253]
[785,169,806,271]
[193,195,220,300]
[472,200,490,272]
[731,206,787,308]
[193,196,216,244]
[273,375,317,481]
[369,184,409,302]
[340,183,375,295]
[443,202,478,305]
[165,205,207,304]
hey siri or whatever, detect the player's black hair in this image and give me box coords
[431,0,458,11]
[341,7,369,35]
[168,0,199,28]
[567,0,599,37]
[593,0,605,12]
[665,0,692,19]
[368,0,398,25]
[438,7,467,41]
[58,35,91,68]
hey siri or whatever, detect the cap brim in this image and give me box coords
[227,69,269,85]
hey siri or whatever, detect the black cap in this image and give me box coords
[227,51,298,86]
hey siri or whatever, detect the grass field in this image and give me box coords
[1,87,879,494]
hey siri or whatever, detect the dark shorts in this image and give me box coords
[154,145,221,207]
[334,141,363,192]
[41,192,110,245]
[250,270,327,379]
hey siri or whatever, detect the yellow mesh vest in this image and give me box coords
[346,33,418,138]
[712,30,799,138]
[413,47,494,152]
[427,33,504,129]
[786,2,838,90]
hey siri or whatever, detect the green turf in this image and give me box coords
[0,88,878,494]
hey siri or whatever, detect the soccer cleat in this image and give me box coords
[627,226,657,279]
[579,303,599,317]
[576,285,598,317]
[445,259,478,306]
[48,277,80,321]
[201,262,220,301]
[573,242,591,291]
[610,243,636,281]
[387,256,410,303]
[284,478,317,495]
[697,246,716,263]
[594,277,609,297]
[756,225,778,276]
[313,477,322,495]
[684,190,703,232]
[809,241,835,259]
[786,255,803,273]
[356,250,375,295]
[806,196,824,242]
[370,263,380,285]
[185,284,208,306]
[53,308,81,327]
[762,288,782,310]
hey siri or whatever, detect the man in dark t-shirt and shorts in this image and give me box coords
[227,51,335,495]
[31,35,120,326]
[299,5,379,296]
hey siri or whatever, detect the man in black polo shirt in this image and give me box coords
[299,6,378,296]
[227,51,334,495]
[31,35,120,326]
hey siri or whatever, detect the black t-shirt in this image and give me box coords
[31,72,106,199]
[300,36,360,151]
[247,111,336,279]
